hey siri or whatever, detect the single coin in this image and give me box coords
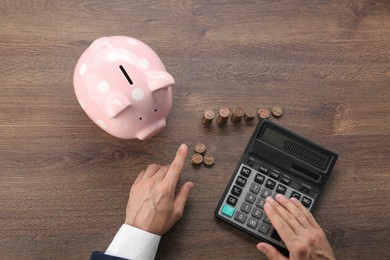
[194,143,206,154]
[244,107,256,121]
[191,153,203,166]
[271,107,283,117]
[217,107,230,126]
[258,108,270,119]
[203,155,215,167]
[201,110,215,126]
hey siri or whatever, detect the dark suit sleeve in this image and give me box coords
[90,251,129,260]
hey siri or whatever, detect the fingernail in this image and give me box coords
[290,197,299,204]
[264,202,272,209]
[187,182,194,189]
[180,143,187,150]
[275,193,286,202]
[266,196,274,204]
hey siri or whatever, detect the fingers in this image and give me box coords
[265,194,325,253]
[143,163,161,178]
[266,196,306,235]
[164,144,188,187]
[264,199,297,246]
[290,197,321,229]
[274,194,312,230]
[133,170,145,185]
[257,242,287,260]
[173,181,194,220]
[152,165,170,180]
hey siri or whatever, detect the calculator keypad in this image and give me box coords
[218,163,316,249]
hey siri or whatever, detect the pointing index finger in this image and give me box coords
[164,144,188,187]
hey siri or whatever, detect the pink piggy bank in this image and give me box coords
[73,36,175,140]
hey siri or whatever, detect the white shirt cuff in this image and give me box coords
[105,224,161,260]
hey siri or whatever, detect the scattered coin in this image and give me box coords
[258,108,270,119]
[244,107,256,121]
[203,155,215,167]
[231,107,245,123]
[271,106,283,117]
[191,153,203,166]
[201,110,215,126]
[194,143,206,154]
[217,107,230,126]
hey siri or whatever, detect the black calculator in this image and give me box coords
[215,119,338,256]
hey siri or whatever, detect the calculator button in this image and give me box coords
[231,185,242,197]
[251,208,263,219]
[302,196,313,208]
[260,188,272,198]
[236,176,247,187]
[247,217,259,229]
[240,202,252,214]
[269,171,280,180]
[226,195,238,206]
[280,176,290,185]
[234,211,247,223]
[258,222,270,234]
[256,197,265,208]
[265,179,276,190]
[290,191,301,200]
[276,184,287,195]
[245,192,256,204]
[259,165,269,174]
[240,166,251,177]
[221,204,235,217]
[249,183,261,194]
[254,173,265,184]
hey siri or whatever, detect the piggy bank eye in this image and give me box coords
[154,109,157,112]
[139,117,143,120]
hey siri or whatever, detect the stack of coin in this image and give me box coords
[217,107,230,126]
[194,143,206,154]
[203,155,215,167]
[244,107,256,121]
[201,110,215,126]
[230,107,244,123]
[191,153,203,166]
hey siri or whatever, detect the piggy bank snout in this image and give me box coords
[136,119,166,140]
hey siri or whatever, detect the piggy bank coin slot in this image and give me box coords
[119,65,133,85]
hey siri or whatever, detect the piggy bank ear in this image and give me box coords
[103,92,132,119]
[91,37,112,51]
[148,71,175,93]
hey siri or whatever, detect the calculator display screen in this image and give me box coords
[259,126,329,171]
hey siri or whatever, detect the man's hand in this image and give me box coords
[257,194,335,260]
[125,144,194,235]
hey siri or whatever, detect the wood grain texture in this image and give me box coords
[1,0,389,259]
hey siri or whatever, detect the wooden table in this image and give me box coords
[1,1,389,259]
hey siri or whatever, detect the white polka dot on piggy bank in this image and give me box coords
[73,36,175,140]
